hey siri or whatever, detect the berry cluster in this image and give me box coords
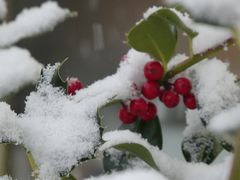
[67,78,84,95]
[119,61,197,124]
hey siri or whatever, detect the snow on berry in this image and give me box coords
[141,102,157,121]
[119,106,137,124]
[67,78,84,95]
[141,81,159,100]
[144,61,164,81]
[174,77,192,95]
[162,90,180,108]
[130,98,148,117]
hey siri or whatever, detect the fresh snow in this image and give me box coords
[209,104,240,133]
[0,102,21,144]
[188,59,240,123]
[101,130,232,180]
[166,0,240,27]
[86,169,168,180]
[0,47,41,98]
[0,1,71,47]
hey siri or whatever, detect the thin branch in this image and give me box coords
[165,38,235,79]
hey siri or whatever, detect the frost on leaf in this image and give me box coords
[0,47,41,98]
[0,1,72,47]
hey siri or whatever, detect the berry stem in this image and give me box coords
[165,38,235,79]
[26,151,39,178]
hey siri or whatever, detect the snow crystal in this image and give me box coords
[188,58,240,123]
[0,176,13,180]
[167,54,188,70]
[0,47,41,98]
[101,130,232,180]
[166,0,240,28]
[18,64,100,179]
[0,102,21,144]
[0,1,71,47]
[86,169,168,180]
[0,0,7,20]
[209,104,240,133]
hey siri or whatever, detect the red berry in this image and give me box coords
[162,90,180,108]
[183,93,197,109]
[119,106,137,124]
[141,81,159,100]
[68,78,84,95]
[141,102,157,121]
[144,61,164,81]
[174,77,192,95]
[158,86,165,101]
[130,98,148,116]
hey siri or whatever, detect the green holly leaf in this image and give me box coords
[114,142,159,171]
[51,58,68,93]
[182,134,222,164]
[120,116,162,149]
[127,14,177,65]
[127,8,197,65]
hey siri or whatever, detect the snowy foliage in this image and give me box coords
[0,1,71,47]
[0,47,41,98]
[100,130,232,180]
[166,0,240,27]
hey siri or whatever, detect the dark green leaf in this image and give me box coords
[51,58,68,93]
[182,134,222,164]
[120,116,162,149]
[114,143,159,171]
[127,13,177,65]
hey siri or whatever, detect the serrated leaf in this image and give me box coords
[114,143,159,171]
[182,134,222,164]
[127,13,177,65]
[156,8,198,39]
[51,58,68,92]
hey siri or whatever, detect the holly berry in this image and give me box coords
[183,93,197,109]
[119,106,137,124]
[130,98,148,116]
[174,77,192,95]
[67,78,84,95]
[162,90,180,108]
[141,81,159,100]
[144,61,164,81]
[141,102,157,121]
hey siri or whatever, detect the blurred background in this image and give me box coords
[0,0,239,179]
